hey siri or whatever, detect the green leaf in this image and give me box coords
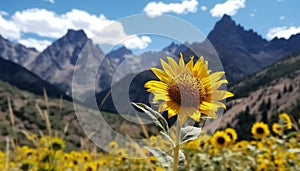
[160,131,175,147]
[287,131,297,138]
[180,126,202,144]
[132,103,169,133]
[144,147,173,168]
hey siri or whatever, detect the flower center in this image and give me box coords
[256,127,265,134]
[167,73,206,107]
[217,137,225,145]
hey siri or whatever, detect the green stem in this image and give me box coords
[173,119,181,171]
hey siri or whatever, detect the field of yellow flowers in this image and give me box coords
[0,105,299,171]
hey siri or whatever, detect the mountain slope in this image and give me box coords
[0,57,69,99]
[0,35,39,68]
[0,79,157,150]
[205,53,300,139]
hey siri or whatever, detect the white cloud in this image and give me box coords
[123,36,152,50]
[143,0,198,17]
[0,15,20,39]
[279,16,285,20]
[43,0,55,3]
[12,8,68,38]
[0,11,8,16]
[267,26,300,39]
[210,0,245,17]
[200,6,207,11]
[0,8,151,50]
[250,13,254,18]
[18,38,52,51]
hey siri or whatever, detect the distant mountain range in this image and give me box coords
[89,15,300,113]
[207,15,300,83]
[0,14,300,113]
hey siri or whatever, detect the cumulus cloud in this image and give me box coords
[18,38,52,52]
[123,36,152,50]
[0,8,151,51]
[143,0,198,17]
[267,26,300,39]
[12,8,67,38]
[0,15,20,39]
[210,0,245,17]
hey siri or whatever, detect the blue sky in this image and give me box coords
[0,0,299,52]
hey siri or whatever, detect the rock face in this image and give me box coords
[0,35,39,68]
[30,29,108,95]
[206,14,300,83]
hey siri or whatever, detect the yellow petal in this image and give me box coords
[193,57,204,76]
[211,91,234,100]
[167,57,179,73]
[212,101,226,109]
[179,53,185,69]
[186,56,194,71]
[200,109,217,118]
[145,80,167,88]
[168,108,177,118]
[160,59,176,77]
[153,93,168,102]
[211,79,229,90]
[166,101,180,118]
[189,111,201,122]
[151,68,171,83]
[199,101,218,111]
[209,71,225,83]
[158,102,167,112]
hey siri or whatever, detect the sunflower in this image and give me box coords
[251,122,270,139]
[234,141,248,151]
[225,128,237,143]
[83,162,97,171]
[109,141,118,149]
[49,137,65,151]
[145,54,233,125]
[211,131,230,149]
[20,160,34,171]
[279,113,292,130]
[272,123,283,135]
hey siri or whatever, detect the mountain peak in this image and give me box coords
[64,29,88,42]
[106,46,133,62]
[220,14,234,23]
[213,14,238,32]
